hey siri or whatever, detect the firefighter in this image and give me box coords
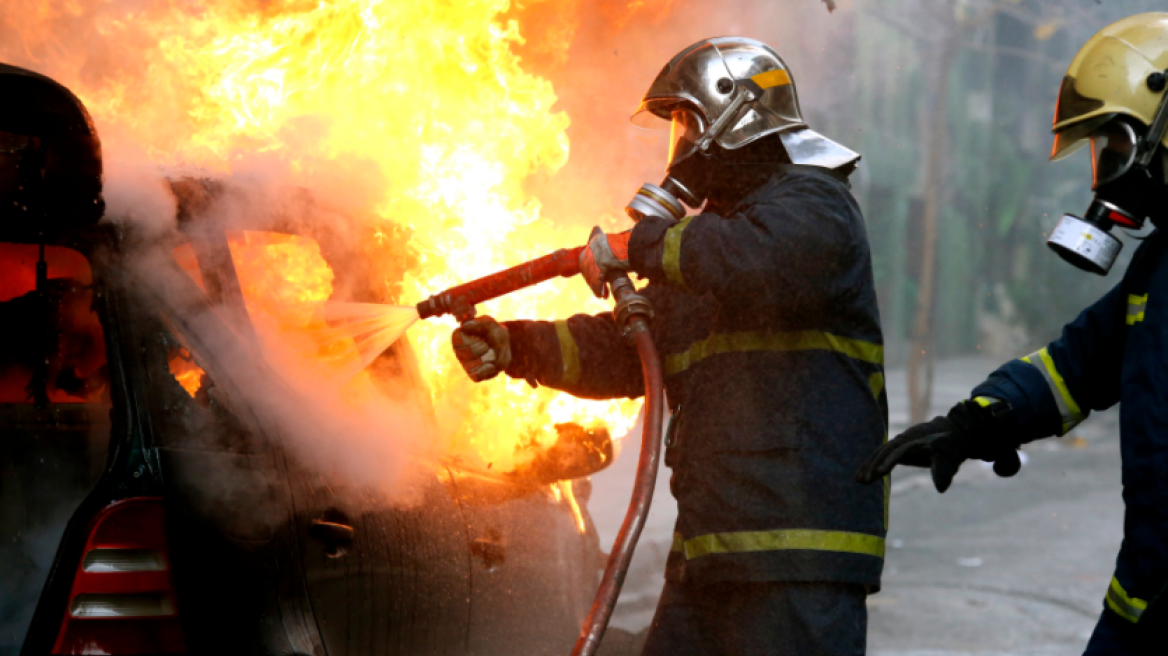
[452,37,886,655]
[856,13,1168,655]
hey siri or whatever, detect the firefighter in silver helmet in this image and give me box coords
[453,37,887,654]
[858,13,1168,655]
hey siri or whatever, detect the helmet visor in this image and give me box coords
[667,109,707,170]
[1089,120,1137,189]
[1051,113,1113,161]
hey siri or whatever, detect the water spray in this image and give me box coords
[415,246,665,656]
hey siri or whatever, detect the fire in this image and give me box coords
[228,232,334,331]
[6,0,646,475]
[168,347,204,398]
[552,481,587,534]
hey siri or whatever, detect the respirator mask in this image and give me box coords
[1048,83,1168,275]
[624,109,715,223]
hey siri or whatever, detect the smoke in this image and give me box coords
[0,0,860,644]
[0,0,862,499]
[102,161,179,238]
[113,164,436,501]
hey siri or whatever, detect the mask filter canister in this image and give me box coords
[625,179,689,223]
[1046,199,1133,275]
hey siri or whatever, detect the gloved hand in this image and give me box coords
[855,399,1023,493]
[579,226,632,298]
[451,316,511,382]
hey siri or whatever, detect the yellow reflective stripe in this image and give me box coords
[1106,576,1147,623]
[666,330,884,376]
[671,532,684,554]
[1021,347,1084,434]
[869,372,885,399]
[554,320,582,386]
[680,529,885,560]
[751,69,791,90]
[662,216,696,289]
[1127,294,1148,325]
[972,396,999,407]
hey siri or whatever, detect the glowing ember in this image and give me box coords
[5,0,645,475]
[168,347,204,398]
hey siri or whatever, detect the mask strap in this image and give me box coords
[694,86,752,153]
[693,43,758,153]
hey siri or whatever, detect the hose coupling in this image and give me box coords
[609,276,653,336]
[416,293,475,322]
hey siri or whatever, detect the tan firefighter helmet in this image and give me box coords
[1051,12,1168,161]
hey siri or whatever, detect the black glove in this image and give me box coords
[855,399,1023,493]
[451,316,511,382]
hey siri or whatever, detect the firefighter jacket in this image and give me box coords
[970,230,1168,626]
[504,167,888,587]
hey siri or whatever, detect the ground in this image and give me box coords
[589,356,1124,656]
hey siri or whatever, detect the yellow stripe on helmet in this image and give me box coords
[750,69,791,90]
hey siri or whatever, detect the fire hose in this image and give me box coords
[416,248,665,656]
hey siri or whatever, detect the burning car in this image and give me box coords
[0,63,614,656]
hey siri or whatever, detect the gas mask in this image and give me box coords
[624,109,716,223]
[1048,97,1168,274]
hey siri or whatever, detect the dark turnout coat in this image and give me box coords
[971,231,1168,626]
[505,168,888,587]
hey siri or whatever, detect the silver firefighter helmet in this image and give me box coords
[632,37,859,171]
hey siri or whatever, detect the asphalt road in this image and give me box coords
[589,356,1125,656]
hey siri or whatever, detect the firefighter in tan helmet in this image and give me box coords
[453,37,886,654]
[858,13,1168,655]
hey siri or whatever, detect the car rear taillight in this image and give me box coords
[53,497,186,655]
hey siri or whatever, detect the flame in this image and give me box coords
[229,231,334,329]
[168,347,204,398]
[6,0,648,475]
[557,481,587,533]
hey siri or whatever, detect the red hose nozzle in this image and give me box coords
[416,246,584,322]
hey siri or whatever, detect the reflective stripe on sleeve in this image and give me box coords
[671,532,684,554]
[1106,576,1147,623]
[666,330,884,376]
[676,529,885,561]
[553,320,582,386]
[1021,347,1084,434]
[1127,294,1148,325]
[972,396,1000,407]
[662,216,696,290]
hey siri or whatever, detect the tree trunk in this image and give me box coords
[907,42,955,424]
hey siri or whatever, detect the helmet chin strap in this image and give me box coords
[693,83,755,153]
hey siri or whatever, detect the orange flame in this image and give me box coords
[7,0,646,476]
[168,348,204,398]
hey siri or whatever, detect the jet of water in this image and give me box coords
[316,302,420,382]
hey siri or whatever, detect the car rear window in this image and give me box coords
[0,243,107,404]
